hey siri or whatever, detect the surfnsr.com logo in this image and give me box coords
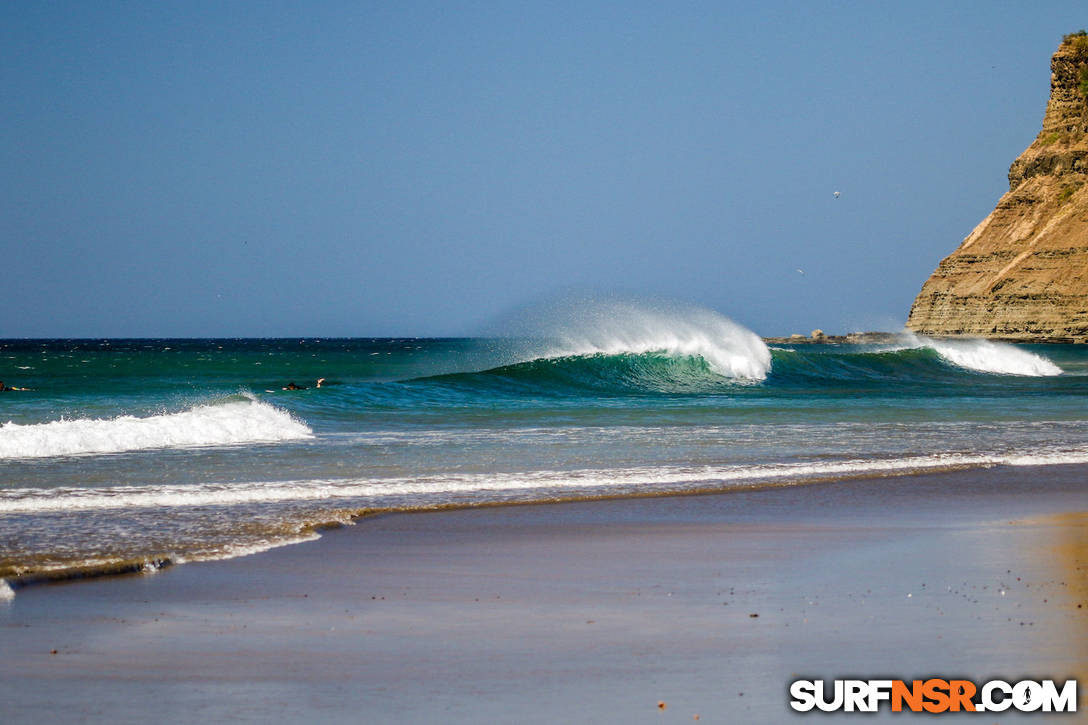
[789,679,1077,713]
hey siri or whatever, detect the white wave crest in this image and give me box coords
[4,447,1088,514]
[0,579,14,601]
[0,398,313,459]
[900,333,1062,376]
[516,298,771,380]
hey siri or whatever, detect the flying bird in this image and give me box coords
[833,191,841,198]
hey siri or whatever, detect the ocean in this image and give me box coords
[2,303,1087,595]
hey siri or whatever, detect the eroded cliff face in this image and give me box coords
[906,36,1088,342]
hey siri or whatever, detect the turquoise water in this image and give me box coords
[2,312,1088,588]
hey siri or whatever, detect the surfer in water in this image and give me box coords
[0,381,30,391]
[281,378,326,391]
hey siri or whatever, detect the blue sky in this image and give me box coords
[1,1,1082,337]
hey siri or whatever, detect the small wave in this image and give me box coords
[0,398,313,459]
[1,516,348,586]
[4,448,1088,513]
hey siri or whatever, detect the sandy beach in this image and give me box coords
[2,465,1086,724]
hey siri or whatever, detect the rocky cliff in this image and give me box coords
[906,34,1088,342]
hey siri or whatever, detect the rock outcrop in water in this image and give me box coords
[906,33,1088,342]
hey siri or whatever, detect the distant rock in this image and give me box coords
[907,34,1088,342]
[763,331,900,345]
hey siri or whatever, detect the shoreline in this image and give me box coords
[3,459,1079,591]
[2,464,1086,722]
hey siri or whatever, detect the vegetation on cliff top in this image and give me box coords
[1061,31,1088,103]
[1063,29,1088,50]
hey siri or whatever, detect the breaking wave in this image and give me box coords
[422,351,747,394]
[909,334,1063,376]
[414,337,1063,397]
[762,336,1063,389]
[494,298,772,380]
[0,397,313,459]
[414,300,1062,395]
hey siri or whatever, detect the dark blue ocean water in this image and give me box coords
[2,316,1087,588]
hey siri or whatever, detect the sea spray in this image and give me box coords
[495,297,771,380]
[0,397,312,459]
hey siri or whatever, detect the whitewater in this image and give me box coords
[1,307,1085,592]
[0,397,312,459]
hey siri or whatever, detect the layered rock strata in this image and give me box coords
[906,35,1088,342]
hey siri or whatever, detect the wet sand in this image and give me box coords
[2,465,1086,723]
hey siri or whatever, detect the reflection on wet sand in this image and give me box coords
[1037,512,1088,692]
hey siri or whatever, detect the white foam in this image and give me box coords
[0,579,14,601]
[4,448,1087,514]
[901,332,1062,376]
[203,531,323,562]
[525,299,771,380]
[0,398,312,459]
